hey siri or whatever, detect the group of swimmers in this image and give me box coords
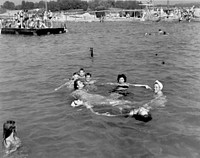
[54,68,166,122]
[2,68,166,155]
[145,29,169,36]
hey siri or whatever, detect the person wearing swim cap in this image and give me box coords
[3,120,21,154]
[154,80,163,97]
[143,80,166,110]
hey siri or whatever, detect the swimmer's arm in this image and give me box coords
[4,140,11,149]
[129,84,152,89]
[55,81,71,91]
[104,82,118,85]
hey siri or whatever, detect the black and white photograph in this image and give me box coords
[0,0,200,157]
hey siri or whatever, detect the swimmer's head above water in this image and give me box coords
[154,80,163,95]
[3,120,21,154]
[85,73,92,82]
[117,74,127,83]
[78,68,86,78]
[122,107,152,122]
[74,79,84,90]
[3,120,16,142]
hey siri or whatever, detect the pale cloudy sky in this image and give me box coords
[0,0,197,6]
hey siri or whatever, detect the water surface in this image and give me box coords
[0,21,200,158]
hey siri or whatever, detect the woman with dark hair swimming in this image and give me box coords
[3,120,21,154]
[107,74,151,96]
[71,79,152,122]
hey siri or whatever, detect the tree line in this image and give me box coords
[1,0,144,12]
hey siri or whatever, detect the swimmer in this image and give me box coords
[84,73,97,91]
[158,29,163,34]
[154,80,163,97]
[3,120,21,154]
[71,79,152,122]
[78,68,86,80]
[71,79,132,107]
[158,29,169,35]
[55,72,79,91]
[84,73,97,85]
[108,74,151,91]
[143,80,167,109]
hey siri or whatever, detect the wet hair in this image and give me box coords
[73,72,78,76]
[79,68,85,72]
[74,79,82,90]
[117,74,127,83]
[133,113,152,122]
[85,73,91,77]
[3,120,16,143]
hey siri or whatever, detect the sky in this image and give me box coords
[0,0,198,6]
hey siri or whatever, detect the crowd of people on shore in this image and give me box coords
[1,10,53,29]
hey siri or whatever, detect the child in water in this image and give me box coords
[84,73,97,91]
[3,120,21,154]
[84,73,96,85]
[78,68,86,81]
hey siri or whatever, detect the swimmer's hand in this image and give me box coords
[145,85,152,90]
[55,82,69,91]
[71,100,83,107]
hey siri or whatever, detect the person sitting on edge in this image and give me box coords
[3,120,21,155]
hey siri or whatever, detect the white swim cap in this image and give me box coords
[155,80,163,90]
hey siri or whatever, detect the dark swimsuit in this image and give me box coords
[111,85,130,96]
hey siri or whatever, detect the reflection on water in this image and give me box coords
[0,21,200,158]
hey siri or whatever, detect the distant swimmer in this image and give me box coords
[158,29,169,35]
[71,79,152,122]
[158,29,164,34]
[145,29,169,36]
[3,120,22,155]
